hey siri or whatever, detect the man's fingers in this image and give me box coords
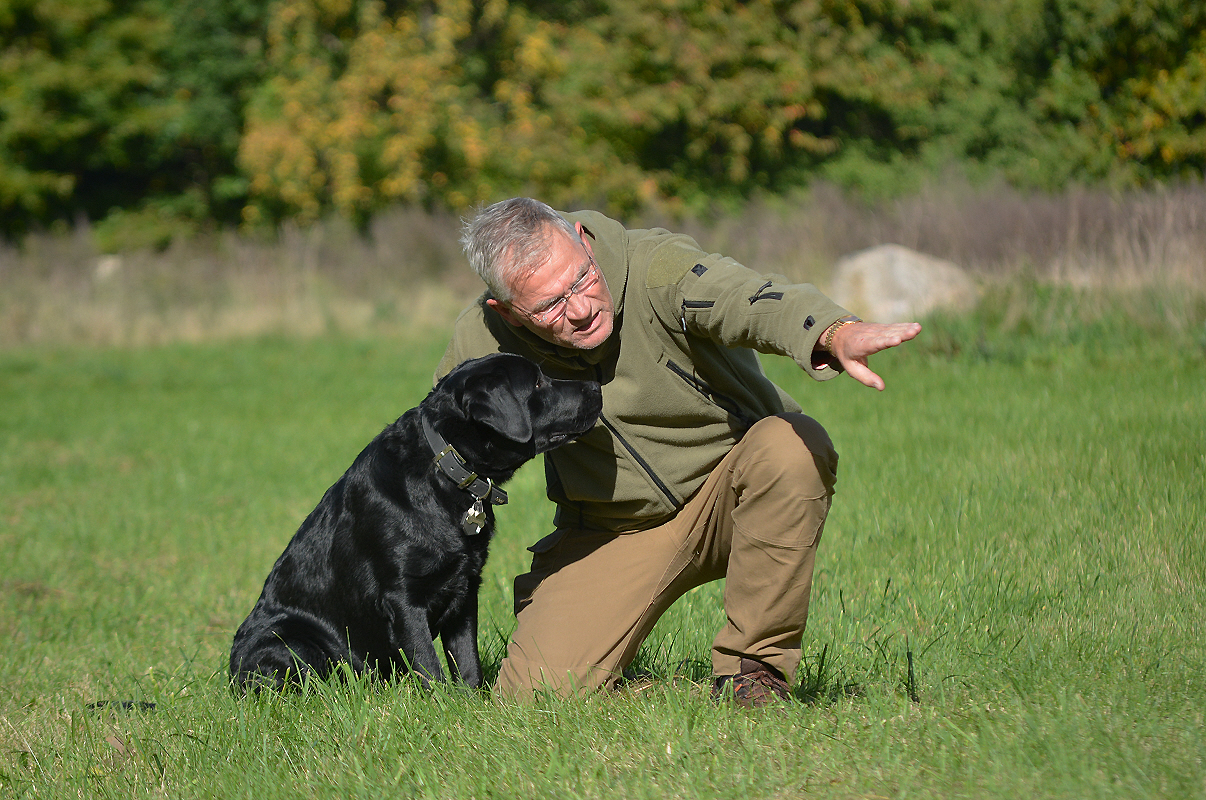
[849,322,922,358]
[832,322,921,358]
[830,320,920,390]
[844,359,885,391]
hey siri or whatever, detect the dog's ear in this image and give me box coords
[462,385,534,443]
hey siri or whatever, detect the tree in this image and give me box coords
[1022,0,1206,186]
[0,0,268,242]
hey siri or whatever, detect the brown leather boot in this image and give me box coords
[712,658,792,707]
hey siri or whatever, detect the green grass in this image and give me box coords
[1,321,1204,798]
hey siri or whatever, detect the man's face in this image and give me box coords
[487,222,616,351]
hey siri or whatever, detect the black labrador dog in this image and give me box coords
[229,353,602,692]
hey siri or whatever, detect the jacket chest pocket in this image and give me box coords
[664,358,759,430]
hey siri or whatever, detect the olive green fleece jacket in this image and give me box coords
[435,210,852,533]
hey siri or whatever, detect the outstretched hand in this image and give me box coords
[829,321,922,391]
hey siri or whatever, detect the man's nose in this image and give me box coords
[563,289,593,321]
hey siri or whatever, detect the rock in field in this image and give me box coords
[828,244,978,323]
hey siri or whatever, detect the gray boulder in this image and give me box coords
[827,244,978,323]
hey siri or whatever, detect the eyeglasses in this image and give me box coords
[512,255,601,327]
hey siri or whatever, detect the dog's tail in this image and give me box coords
[229,607,356,693]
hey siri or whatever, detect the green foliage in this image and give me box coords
[150,0,269,217]
[235,0,652,225]
[1021,0,1206,187]
[2,0,1205,237]
[215,0,1206,221]
[0,0,172,236]
[0,0,268,243]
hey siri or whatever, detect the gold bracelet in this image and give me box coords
[823,315,861,353]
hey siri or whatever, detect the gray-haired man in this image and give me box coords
[437,198,920,704]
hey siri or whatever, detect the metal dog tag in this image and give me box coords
[462,499,487,536]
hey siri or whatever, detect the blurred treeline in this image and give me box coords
[3,0,1204,249]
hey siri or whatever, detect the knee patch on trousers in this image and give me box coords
[726,413,837,549]
[738,413,838,498]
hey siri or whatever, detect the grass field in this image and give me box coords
[1,308,1204,798]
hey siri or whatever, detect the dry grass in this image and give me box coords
[2,182,1204,348]
[648,180,1206,290]
[0,208,480,348]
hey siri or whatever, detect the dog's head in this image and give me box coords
[425,353,602,479]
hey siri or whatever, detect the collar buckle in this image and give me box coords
[422,412,509,510]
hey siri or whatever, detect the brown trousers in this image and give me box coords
[495,413,838,699]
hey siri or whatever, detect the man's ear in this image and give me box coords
[576,222,596,259]
[486,297,524,327]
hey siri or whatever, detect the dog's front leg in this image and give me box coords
[389,603,447,686]
[441,600,482,689]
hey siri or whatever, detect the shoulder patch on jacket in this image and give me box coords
[647,243,705,288]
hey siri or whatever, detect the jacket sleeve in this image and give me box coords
[637,232,852,380]
[433,297,505,384]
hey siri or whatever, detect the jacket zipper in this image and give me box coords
[598,413,679,508]
[748,280,784,303]
[665,359,758,429]
[679,299,715,333]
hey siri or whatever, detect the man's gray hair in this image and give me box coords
[460,198,577,304]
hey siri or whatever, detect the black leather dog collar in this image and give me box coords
[421,413,509,507]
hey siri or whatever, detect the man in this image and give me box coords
[436,198,920,705]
